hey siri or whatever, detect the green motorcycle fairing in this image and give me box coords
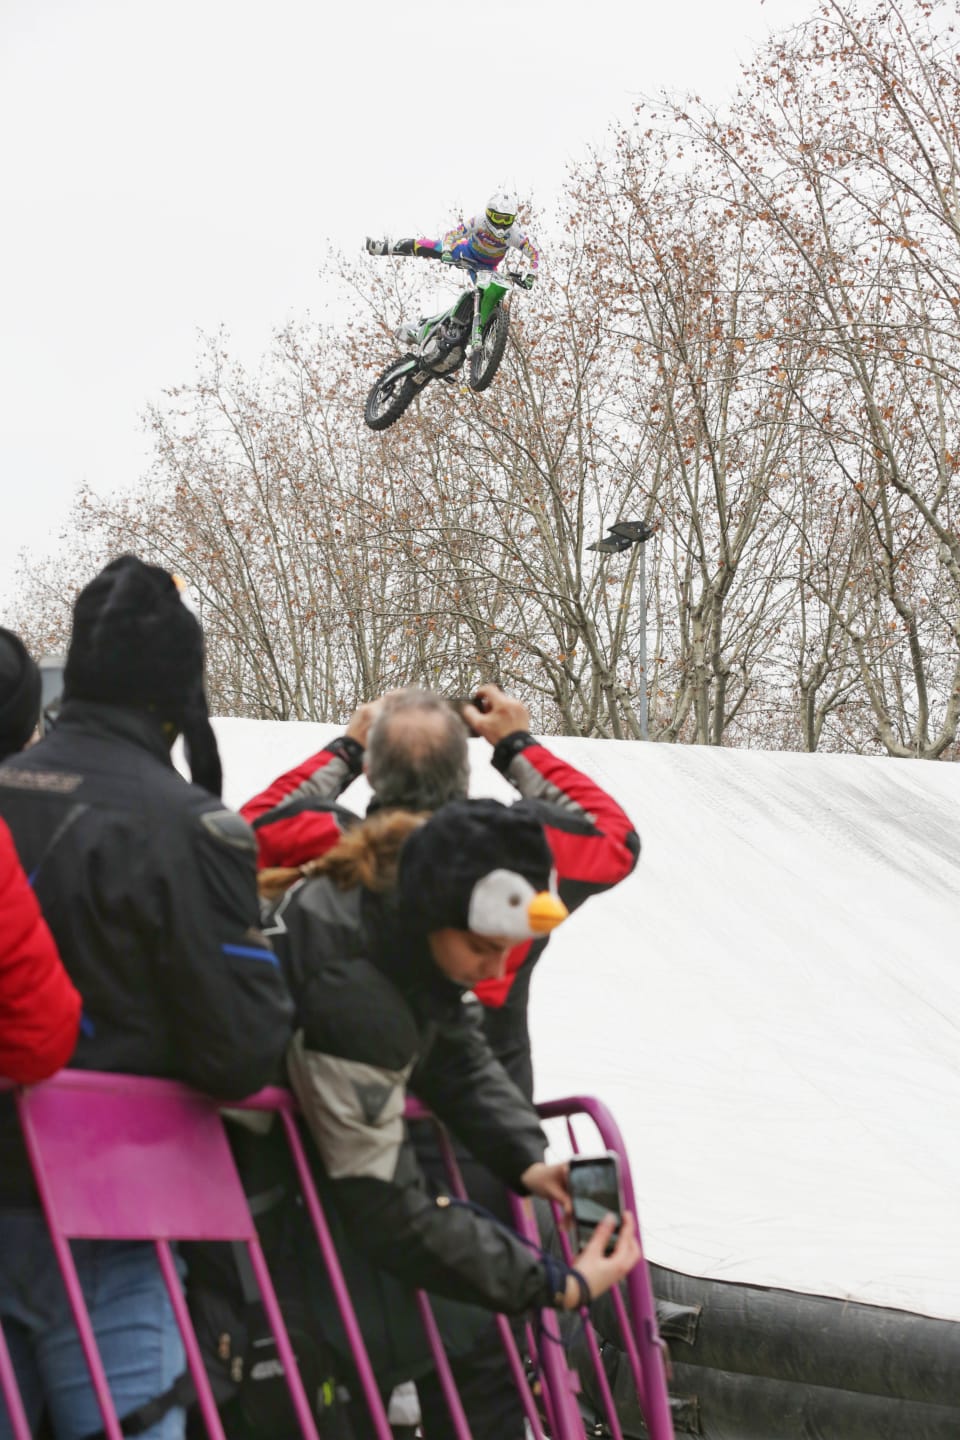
[415,273,508,351]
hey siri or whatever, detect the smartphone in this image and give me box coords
[448,693,489,735]
[568,1152,624,1253]
[37,653,66,737]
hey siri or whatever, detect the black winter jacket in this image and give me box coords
[0,701,293,1203]
[268,876,563,1316]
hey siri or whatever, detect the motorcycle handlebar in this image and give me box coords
[445,260,530,286]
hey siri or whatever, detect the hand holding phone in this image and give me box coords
[461,684,530,745]
[567,1210,640,1309]
[524,1153,639,1310]
[448,693,490,736]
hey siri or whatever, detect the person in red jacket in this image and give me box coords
[0,818,81,1083]
[243,684,640,1097]
[0,627,81,1083]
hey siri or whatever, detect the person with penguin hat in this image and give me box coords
[262,796,639,1432]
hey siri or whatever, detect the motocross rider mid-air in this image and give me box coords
[365,188,540,286]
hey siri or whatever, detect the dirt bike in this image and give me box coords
[364,260,529,432]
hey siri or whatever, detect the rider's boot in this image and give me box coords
[365,237,419,257]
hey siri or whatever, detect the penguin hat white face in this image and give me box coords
[467,867,568,942]
[398,798,570,987]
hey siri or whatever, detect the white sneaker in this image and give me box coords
[387,1381,421,1426]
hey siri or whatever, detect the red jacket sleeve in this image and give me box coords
[0,819,81,1083]
[492,733,640,893]
[240,737,364,870]
[473,734,640,1010]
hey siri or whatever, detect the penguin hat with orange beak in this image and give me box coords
[397,798,569,986]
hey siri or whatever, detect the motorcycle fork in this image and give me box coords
[470,287,482,351]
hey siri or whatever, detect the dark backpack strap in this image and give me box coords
[78,1370,196,1440]
[232,1239,261,1307]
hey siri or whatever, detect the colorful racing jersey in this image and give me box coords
[442,215,539,272]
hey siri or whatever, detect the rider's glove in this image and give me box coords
[441,250,455,264]
[521,272,537,290]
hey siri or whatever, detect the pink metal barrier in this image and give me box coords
[405,1095,674,1440]
[537,1096,675,1440]
[0,1074,674,1440]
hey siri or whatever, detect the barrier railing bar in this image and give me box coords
[538,1096,674,1440]
[0,1311,33,1440]
[552,1113,627,1440]
[414,1292,475,1440]
[610,1282,649,1400]
[242,1234,323,1440]
[16,1094,125,1440]
[274,1105,394,1440]
[548,1200,626,1440]
[427,1115,550,1440]
[546,1102,652,1398]
[508,1195,589,1440]
[523,1316,561,1439]
[155,1239,227,1440]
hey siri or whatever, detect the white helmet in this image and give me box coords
[485,189,519,238]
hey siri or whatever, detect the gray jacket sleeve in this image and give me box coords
[287,960,557,1314]
[410,999,547,1187]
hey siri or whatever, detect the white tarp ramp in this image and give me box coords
[211,720,960,1326]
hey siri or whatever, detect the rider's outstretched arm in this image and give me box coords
[442,219,468,254]
[366,237,444,259]
[517,232,540,271]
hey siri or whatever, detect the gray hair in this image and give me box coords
[366,688,470,813]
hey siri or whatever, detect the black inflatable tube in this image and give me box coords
[649,1264,960,1408]
[665,1362,960,1440]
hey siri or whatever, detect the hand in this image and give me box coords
[520,1161,572,1221]
[565,1211,641,1310]
[345,700,381,748]
[462,683,531,747]
[521,272,537,289]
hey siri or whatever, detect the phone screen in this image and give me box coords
[569,1154,623,1251]
[38,656,66,737]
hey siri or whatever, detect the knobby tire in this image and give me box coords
[468,306,510,393]
[364,358,420,431]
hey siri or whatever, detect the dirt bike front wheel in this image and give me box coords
[468,306,510,393]
[364,358,419,431]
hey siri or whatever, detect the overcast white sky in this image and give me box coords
[0,0,820,608]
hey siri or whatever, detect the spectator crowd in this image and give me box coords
[0,555,642,1440]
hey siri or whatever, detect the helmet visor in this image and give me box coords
[486,209,516,230]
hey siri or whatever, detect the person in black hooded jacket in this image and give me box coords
[0,557,293,1440]
[263,799,638,1415]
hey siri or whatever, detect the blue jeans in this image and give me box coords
[0,1213,185,1440]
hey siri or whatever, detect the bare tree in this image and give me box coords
[687,0,960,755]
[9,0,959,761]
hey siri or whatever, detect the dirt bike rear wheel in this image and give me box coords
[364,358,419,431]
[468,306,510,393]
